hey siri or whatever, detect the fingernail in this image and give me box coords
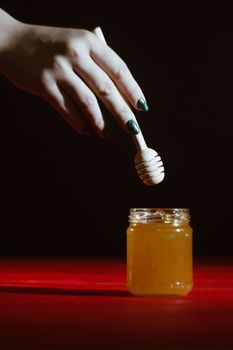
[126,119,140,135]
[137,97,149,112]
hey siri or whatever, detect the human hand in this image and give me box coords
[0,10,148,136]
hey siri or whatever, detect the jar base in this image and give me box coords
[127,283,193,297]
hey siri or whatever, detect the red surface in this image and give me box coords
[0,257,233,350]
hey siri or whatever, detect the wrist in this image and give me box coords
[0,9,27,73]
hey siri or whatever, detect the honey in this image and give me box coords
[127,208,193,296]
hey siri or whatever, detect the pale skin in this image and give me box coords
[0,8,147,136]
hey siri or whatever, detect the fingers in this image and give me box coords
[57,67,105,134]
[42,80,89,136]
[90,36,148,112]
[72,55,137,130]
[39,30,148,137]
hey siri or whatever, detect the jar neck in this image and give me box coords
[129,208,190,225]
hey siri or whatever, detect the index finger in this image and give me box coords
[90,34,149,112]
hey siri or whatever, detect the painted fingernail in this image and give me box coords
[126,119,140,135]
[137,97,149,112]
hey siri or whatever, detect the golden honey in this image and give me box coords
[127,208,193,296]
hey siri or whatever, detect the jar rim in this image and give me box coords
[130,207,189,210]
[129,208,190,224]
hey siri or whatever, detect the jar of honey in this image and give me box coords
[126,208,193,296]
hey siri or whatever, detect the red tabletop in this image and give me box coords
[0,257,233,349]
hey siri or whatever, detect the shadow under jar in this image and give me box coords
[126,208,193,296]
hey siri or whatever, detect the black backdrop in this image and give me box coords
[1,1,232,256]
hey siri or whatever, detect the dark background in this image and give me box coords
[0,1,232,257]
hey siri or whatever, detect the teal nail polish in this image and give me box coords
[126,119,140,135]
[137,97,149,112]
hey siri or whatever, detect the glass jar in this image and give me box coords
[126,208,193,296]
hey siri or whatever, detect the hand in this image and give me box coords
[0,10,148,136]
